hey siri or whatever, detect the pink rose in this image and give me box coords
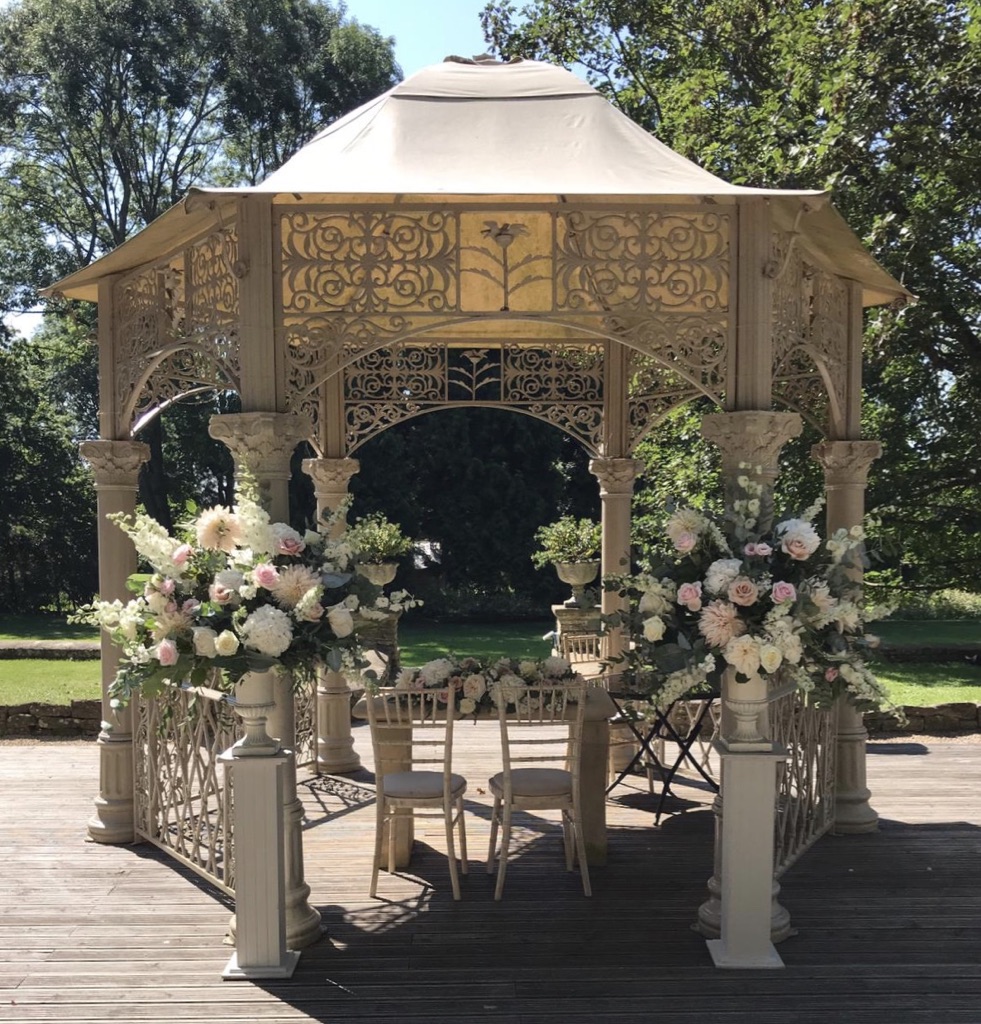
[674,531,697,553]
[182,599,200,614]
[278,536,305,556]
[727,577,759,607]
[165,601,178,614]
[825,667,839,682]
[743,543,758,557]
[158,577,176,596]
[784,538,811,560]
[677,581,703,612]
[209,582,235,605]
[754,543,773,557]
[172,544,193,567]
[771,581,797,604]
[300,602,324,623]
[254,563,280,589]
[156,638,178,666]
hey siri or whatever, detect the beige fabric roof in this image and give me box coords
[48,56,908,306]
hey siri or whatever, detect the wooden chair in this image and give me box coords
[366,687,469,900]
[486,680,591,900]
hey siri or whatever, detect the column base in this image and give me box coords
[834,791,879,834]
[223,950,300,981]
[695,878,793,942]
[706,937,784,969]
[87,731,136,844]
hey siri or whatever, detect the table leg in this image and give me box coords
[580,719,609,866]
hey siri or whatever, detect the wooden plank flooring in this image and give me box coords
[2,725,980,1023]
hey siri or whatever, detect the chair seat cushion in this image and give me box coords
[382,771,466,800]
[489,767,572,798]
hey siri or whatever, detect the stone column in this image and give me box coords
[812,439,882,834]
[79,439,150,844]
[301,457,362,773]
[209,411,323,950]
[588,457,643,663]
[696,410,801,941]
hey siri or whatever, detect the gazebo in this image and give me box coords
[49,55,908,969]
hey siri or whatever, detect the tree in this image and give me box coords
[0,0,400,572]
[482,0,981,594]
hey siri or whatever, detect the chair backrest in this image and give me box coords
[366,686,457,784]
[494,680,587,788]
[559,632,605,665]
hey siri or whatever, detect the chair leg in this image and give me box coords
[572,808,592,898]
[444,803,462,901]
[370,794,386,898]
[561,811,574,871]
[493,805,512,901]
[456,795,469,875]
[486,796,501,874]
[388,807,398,876]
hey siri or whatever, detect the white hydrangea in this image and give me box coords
[236,497,274,555]
[704,558,743,596]
[240,605,293,657]
[420,658,455,686]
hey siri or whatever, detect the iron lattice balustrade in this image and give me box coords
[769,688,837,877]
[133,681,319,895]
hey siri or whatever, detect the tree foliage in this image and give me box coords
[483,0,981,593]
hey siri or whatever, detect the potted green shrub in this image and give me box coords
[531,516,602,607]
[348,513,413,587]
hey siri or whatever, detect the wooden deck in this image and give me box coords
[2,725,981,1023]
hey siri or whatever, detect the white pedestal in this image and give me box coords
[706,742,787,970]
[220,747,299,981]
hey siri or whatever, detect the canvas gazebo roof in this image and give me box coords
[52,56,904,308]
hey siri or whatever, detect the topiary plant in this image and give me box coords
[348,513,414,564]
[531,516,601,569]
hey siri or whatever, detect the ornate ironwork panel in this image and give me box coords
[134,684,239,895]
[294,684,316,769]
[771,230,850,434]
[556,210,730,313]
[343,341,605,452]
[114,227,241,434]
[769,690,837,876]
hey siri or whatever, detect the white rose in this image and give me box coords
[458,698,477,715]
[192,627,218,658]
[327,606,354,638]
[723,635,761,677]
[642,616,666,643]
[214,630,240,657]
[759,644,783,674]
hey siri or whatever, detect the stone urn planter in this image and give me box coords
[356,561,398,587]
[554,559,601,608]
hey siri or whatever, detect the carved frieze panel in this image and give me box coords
[458,211,553,312]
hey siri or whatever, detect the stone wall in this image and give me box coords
[864,701,981,735]
[0,700,101,738]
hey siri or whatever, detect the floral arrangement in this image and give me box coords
[389,654,585,716]
[74,480,417,708]
[604,467,895,716]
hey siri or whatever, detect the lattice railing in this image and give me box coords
[769,690,837,877]
[134,684,239,895]
[133,681,319,894]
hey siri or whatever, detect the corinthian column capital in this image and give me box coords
[700,411,802,477]
[302,457,361,498]
[588,457,644,495]
[79,439,150,488]
[208,412,313,476]
[811,440,882,488]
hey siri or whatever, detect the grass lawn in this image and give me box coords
[875,620,981,647]
[1,614,980,710]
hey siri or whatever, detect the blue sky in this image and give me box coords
[342,0,495,76]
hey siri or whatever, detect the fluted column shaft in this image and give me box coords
[813,439,882,834]
[302,457,363,773]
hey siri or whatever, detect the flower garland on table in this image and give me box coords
[388,655,585,717]
[74,481,418,709]
[604,468,899,719]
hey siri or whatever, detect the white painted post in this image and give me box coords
[220,748,299,980]
[706,745,788,969]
